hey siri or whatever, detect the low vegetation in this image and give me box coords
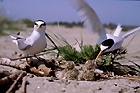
[43,30,140,76]
[0,16,24,35]
[48,21,138,31]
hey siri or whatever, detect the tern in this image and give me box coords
[10,20,47,62]
[69,0,140,61]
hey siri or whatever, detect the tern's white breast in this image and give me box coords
[23,31,47,56]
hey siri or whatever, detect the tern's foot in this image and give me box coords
[34,55,44,61]
[26,57,31,65]
[37,57,44,61]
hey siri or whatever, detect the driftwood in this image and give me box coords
[30,59,52,76]
[0,70,11,78]
[29,67,45,76]
[16,76,28,93]
[6,71,26,93]
[0,58,27,70]
[0,58,52,76]
[0,71,26,86]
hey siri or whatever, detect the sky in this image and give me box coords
[0,0,140,26]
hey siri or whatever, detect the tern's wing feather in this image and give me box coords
[17,39,32,51]
[69,0,107,42]
[113,24,122,37]
[122,27,140,39]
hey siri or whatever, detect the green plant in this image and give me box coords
[95,48,140,75]
[97,48,127,65]
[20,18,33,27]
[0,8,24,35]
[58,45,83,63]
[81,44,100,60]
[57,44,100,64]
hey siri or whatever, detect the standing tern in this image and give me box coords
[10,20,47,62]
[69,0,140,61]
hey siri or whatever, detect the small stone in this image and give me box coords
[37,86,40,89]
[94,69,103,74]
[85,60,96,71]
[114,83,117,86]
[65,61,75,70]
[82,70,95,81]
[66,68,79,80]
[61,87,66,92]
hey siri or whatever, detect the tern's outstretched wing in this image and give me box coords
[113,24,122,37]
[17,38,32,51]
[69,0,107,43]
[122,27,140,39]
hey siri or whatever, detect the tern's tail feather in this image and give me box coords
[113,24,122,37]
[10,35,18,45]
[10,32,23,45]
[122,27,140,39]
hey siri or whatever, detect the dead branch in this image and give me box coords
[0,71,25,86]
[17,76,28,93]
[0,58,27,70]
[6,71,26,93]
[30,59,52,76]
[10,50,55,61]
[0,70,11,78]
[29,67,45,76]
[10,56,31,61]
[0,58,52,76]
[38,64,51,76]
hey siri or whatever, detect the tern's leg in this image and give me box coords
[26,57,31,64]
[34,55,42,61]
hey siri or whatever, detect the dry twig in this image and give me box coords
[29,67,45,76]
[0,71,21,85]
[30,59,52,76]
[0,58,53,76]
[0,58,27,70]
[6,71,26,93]
[16,76,28,93]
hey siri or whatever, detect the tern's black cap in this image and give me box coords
[101,39,114,49]
[34,20,46,26]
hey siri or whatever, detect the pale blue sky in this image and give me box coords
[0,0,140,26]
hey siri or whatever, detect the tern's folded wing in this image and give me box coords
[17,39,32,51]
[69,0,107,40]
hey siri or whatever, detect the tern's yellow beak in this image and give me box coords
[37,25,41,29]
[95,51,104,61]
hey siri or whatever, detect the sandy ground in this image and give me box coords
[0,25,140,64]
[26,77,140,93]
[1,25,140,93]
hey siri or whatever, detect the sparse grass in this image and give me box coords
[57,44,100,64]
[0,16,24,36]
[0,8,30,36]
[48,21,138,31]
[47,21,83,28]
[81,44,100,60]
[20,18,33,28]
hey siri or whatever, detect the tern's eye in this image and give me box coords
[101,39,114,49]
[102,40,109,46]
[34,22,38,25]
